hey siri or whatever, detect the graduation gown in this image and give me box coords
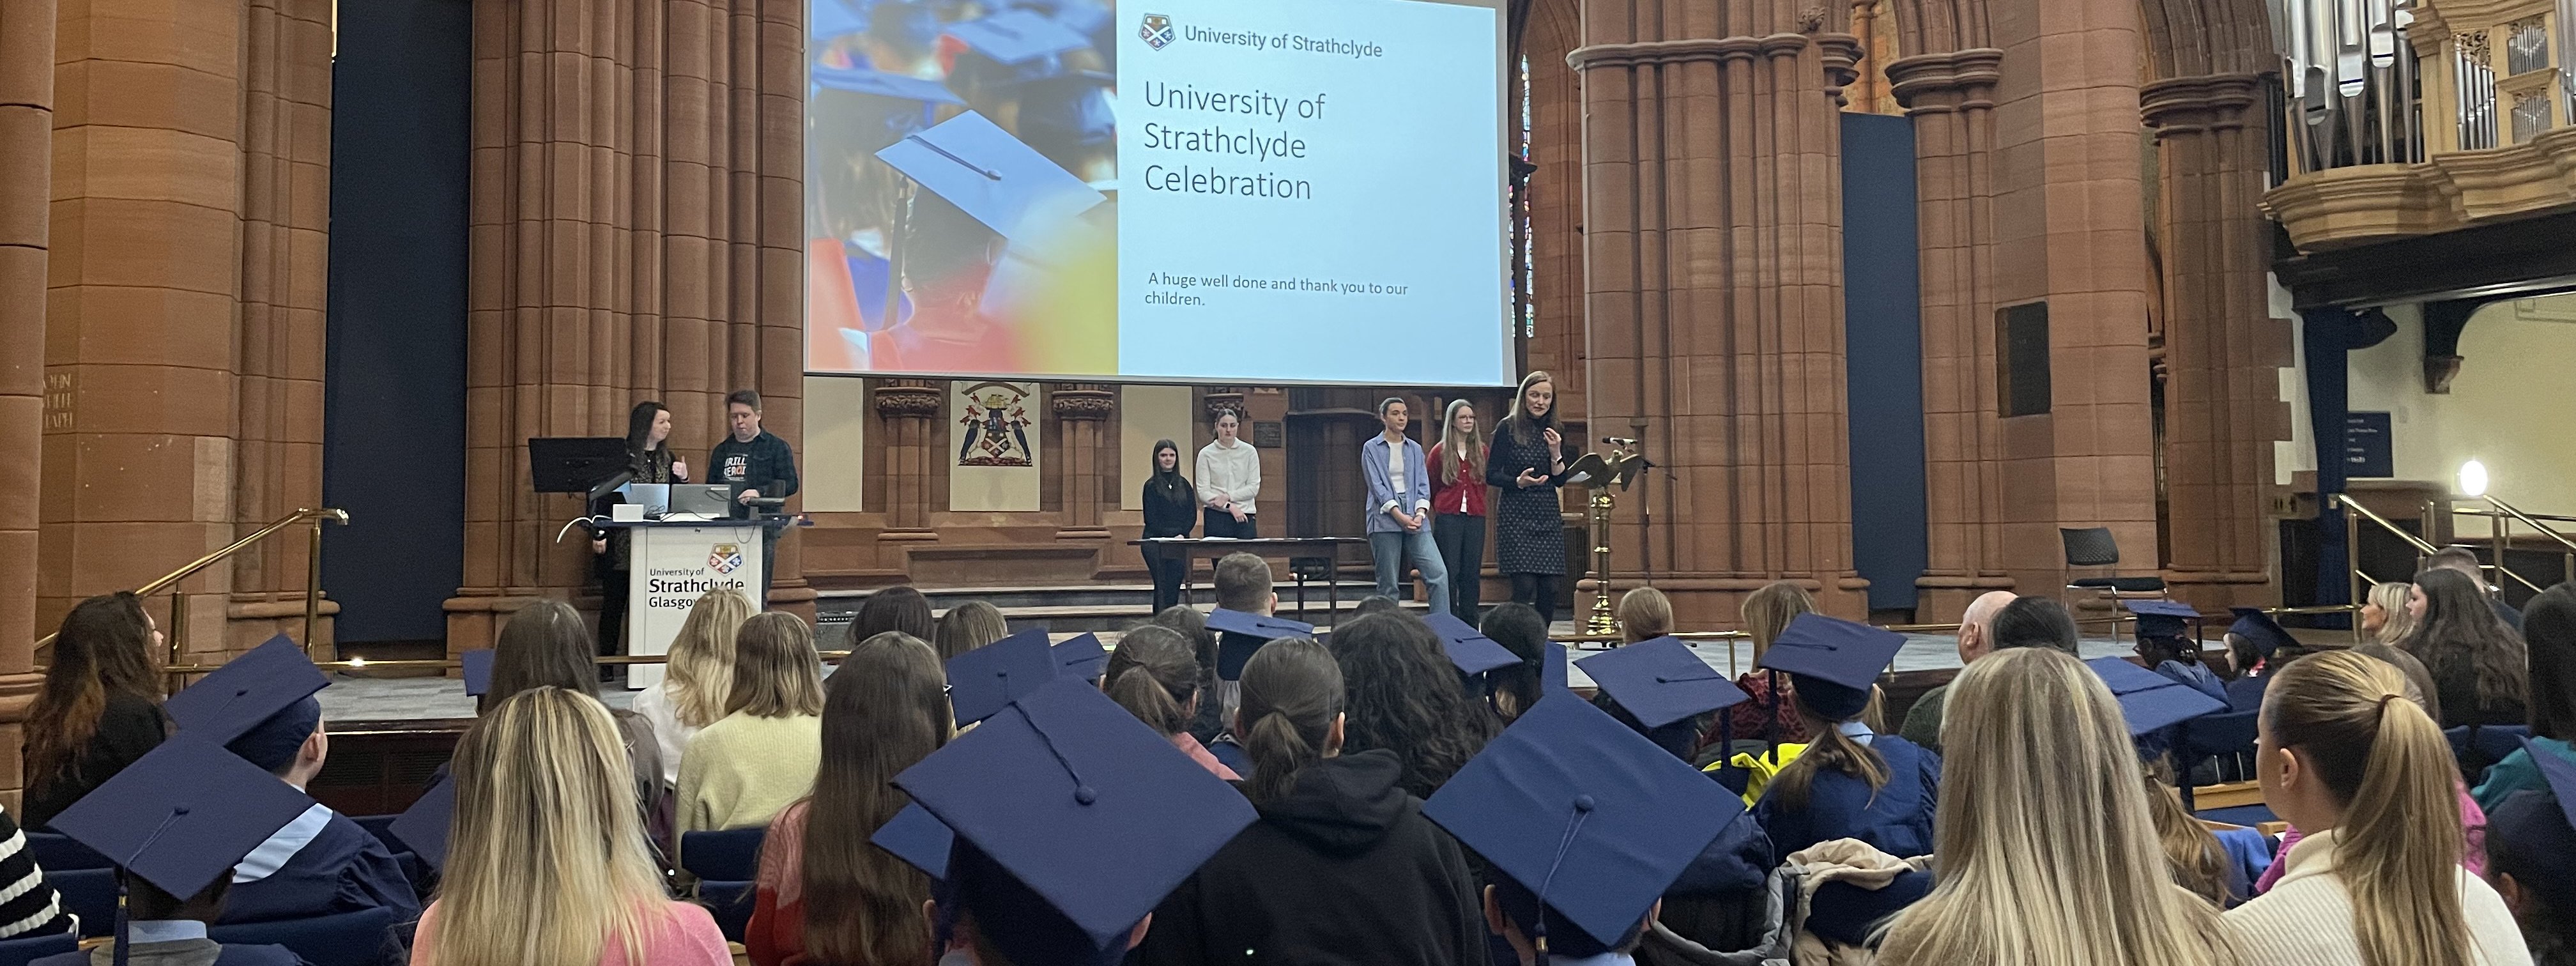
[1752,735,1940,860]
[221,807,422,931]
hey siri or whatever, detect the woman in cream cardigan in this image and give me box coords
[677,613,825,845]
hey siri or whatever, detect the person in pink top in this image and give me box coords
[410,686,729,966]
[1107,625,1239,780]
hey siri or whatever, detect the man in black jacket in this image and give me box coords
[710,389,799,597]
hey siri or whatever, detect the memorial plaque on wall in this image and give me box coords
[1254,420,1285,448]
[2344,411,2393,479]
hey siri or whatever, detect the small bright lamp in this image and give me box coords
[2458,459,2490,498]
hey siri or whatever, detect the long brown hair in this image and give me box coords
[2526,583,2576,739]
[2403,567,2529,717]
[932,601,1008,663]
[1105,625,1201,737]
[1765,686,1890,811]
[726,613,825,718]
[855,586,937,643]
[1238,638,1344,806]
[801,631,949,966]
[2262,650,2477,966]
[480,600,599,714]
[2140,757,2232,906]
[1434,399,1485,486]
[27,592,163,789]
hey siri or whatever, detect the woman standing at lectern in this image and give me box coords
[595,401,689,668]
[1197,408,1262,539]
[1142,438,1197,612]
[1487,372,1568,628]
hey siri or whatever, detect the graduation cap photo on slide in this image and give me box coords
[875,111,1106,243]
[870,801,956,881]
[1577,637,1751,730]
[947,8,1091,69]
[1424,692,1747,958]
[894,678,1256,965]
[809,0,865,46]
[1052,632,1108,684]
[387,775,457,871]
[47,735,317,966]
[1754,614,1908,719]
[163,634,329,746]
[1206,608,1315,681]
[811,65,965,108]
[2227,607,2295,659]
[2085,657,2228,735]
[946,627,1059,725]
[459,648,494,698]
[2124,599,2202,640]
[1423,612,1523,677]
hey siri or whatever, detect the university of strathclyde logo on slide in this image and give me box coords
[1139,13,1174,49]
[709,544,744,575]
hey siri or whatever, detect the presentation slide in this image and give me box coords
[804,0,1509,386]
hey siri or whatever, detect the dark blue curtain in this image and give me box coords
[1841,113,1927,613]
[2301,308,2361,627]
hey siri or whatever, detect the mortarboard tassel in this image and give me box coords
[1529,795,1598,966]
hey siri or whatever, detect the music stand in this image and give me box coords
[528,438,630,495]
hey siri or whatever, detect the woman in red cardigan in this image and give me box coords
[1427,399,1489,624]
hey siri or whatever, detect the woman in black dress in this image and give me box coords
[594,401,687,664]
[1141,438,1197,612]
[1485,371,1569,627]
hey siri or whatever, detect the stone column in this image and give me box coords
[2145,73,2281,610]
[1568,5,1872,627]
[1053,384,1115,539]
[1889,49,2016,620]
[874,379,942,537]
[0,0,56,802]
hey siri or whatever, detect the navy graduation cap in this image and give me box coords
[387,774,457,871]
[2483,736,2576,910]
[2227,607,2295,658]
[49,735,316,966]
[459,648,494,698]
[1424,693,1746,956]
[810,65,965,106]
[894,678,1257,965]
[946,8,1091,66]
[870,801,955,881]
[1576,637,1750,730]
[2085,657,2227,735]
[164,634,328,746]
[1052,632,1108,684]
[1542,641,1571,693]
[875,111,1105,243]
[2125,599,2202,640]
[1206,608,1315,681]
[946,627,1058,725]
[1754,614,1906,719]
[1424,612,1524,677]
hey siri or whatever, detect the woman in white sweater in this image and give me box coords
[2227,650,2532,965]
[1195,407,1262,539]
[631,588,750,785]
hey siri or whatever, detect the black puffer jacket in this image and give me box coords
[1130,749,1485,965]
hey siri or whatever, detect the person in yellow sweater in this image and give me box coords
[678,613,826,843]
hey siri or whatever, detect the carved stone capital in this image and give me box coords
[1887,49,2004,114]
[1814,33,1865,104]
[1052,385,1115,421]
[2140,73,2264,137]
[1566,36,1764,71]
[873,380,942,420]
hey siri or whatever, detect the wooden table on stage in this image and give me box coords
[1130,537,1369,623]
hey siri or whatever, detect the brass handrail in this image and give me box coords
[36,508,349,668]
[2458,496,2576,588]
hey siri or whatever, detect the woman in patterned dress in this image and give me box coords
[1483,371,1569,627]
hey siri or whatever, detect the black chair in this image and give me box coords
[694,879,756,943]
[43,868,114,939]
[211,907,402,966]
[0,930,75,966]
[2062,527,2166,623]
[680,827,766,944]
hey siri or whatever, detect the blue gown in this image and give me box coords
[1753,735,1940,860]
[2155,660,2229,704]
[2225,673,2272,713]
[220,809,420,940]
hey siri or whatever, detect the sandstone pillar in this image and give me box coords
[874,379,941,537]
[1053,384,1114,539]
[0,0,57,802]
[1569,3,1872,627]
[2145,73,2282,610]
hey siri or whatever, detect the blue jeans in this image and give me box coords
[1369,528,1450,609]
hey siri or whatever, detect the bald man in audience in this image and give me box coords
[1897,591,2016,753]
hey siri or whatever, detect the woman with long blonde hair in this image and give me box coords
[1877,648,2241,966]
[1427,398,1489,623]
[2227,650,2531,964]
[631,589,752,785]
[415,687,728,966]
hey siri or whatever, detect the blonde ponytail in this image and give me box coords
[2264,650,2472,966]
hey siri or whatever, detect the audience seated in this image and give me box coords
[677,613,825,845]
[1131,638,1484,965]
[1353,595,1402,617]
[2253,648,2488,900]
[2406,567,2533,729]
[484,601,665,827]
[2365,579,2419,646]
[2430,546,2527,633]
[0,805,72,940]
[2483,734,2576,964]
[853,586,935,643]
[1105,625,1236,779]
[1151,604,1228,745]
[746,631,948,966]
[2140,756,2240,907]
[1203,552,1280,743]
[1475,602,1547,723]
[931,601,1008,662]
[2476,583,2576,809]
[1751,615,1937,859]
[218,697,421,932]
[1616,586,1673,644]
[1322,613,1497,800]
[1878,648,2242,966]
[2354,641,2446,724]
[631,590,751,786]
[1894,590,2015,753]
[24,592,168,829]
[1725,581,1822,749]
[2221,606,2301,713]
[2131,602,2228,704]
[2226,650,2529,964]
[411,687,728,966]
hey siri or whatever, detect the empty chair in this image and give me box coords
[211,907,402,966]
[2061,527,2168,600]
[677,827,765,883]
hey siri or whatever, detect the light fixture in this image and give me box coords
[2458,459,2490,498]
